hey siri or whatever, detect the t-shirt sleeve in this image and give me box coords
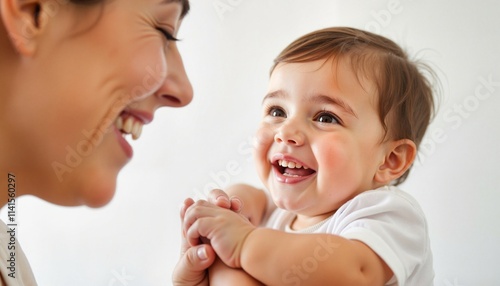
[328,189,430,286]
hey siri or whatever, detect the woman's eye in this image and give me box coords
[269,107,286,118]
[315,112,339,124]
[157,28,179,42]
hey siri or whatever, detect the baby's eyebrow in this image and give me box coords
[309,94,358,119]
[262,90,286,104]
[262,91,358,119]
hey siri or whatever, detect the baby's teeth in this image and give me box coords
[279,159,305,169]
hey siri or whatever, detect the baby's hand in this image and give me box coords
[208,188,244,213]
[183,200,255,268]
[180,189,242,223]
[179,189,238,230]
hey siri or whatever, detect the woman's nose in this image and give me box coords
[155,45,193,108]
[274,122,305,146]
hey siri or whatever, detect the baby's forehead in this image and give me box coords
[267,58,381,109]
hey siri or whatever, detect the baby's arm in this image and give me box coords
[207,184,269,285]
[184,202,393,286]
[240,229,393,285]
[223,183,271,226]
[208,257,264,286]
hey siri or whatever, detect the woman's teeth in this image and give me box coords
[278,159,308,169]
[115,116,143,140]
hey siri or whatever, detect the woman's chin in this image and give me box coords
[80,176,118,208]
[56,168,119,208]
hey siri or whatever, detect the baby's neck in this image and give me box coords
[290,211,335,231]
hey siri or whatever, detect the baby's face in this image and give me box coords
[254,58,390,223]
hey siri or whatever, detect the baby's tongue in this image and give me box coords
[283,167,315,176]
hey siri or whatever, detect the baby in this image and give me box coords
[182,27,435,285]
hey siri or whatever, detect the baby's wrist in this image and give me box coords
[238,227,261,269]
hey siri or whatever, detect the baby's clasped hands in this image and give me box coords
[183,197,256,269]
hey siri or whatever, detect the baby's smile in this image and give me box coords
[275,159,315,177]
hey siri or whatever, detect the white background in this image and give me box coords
[3,0,500,285]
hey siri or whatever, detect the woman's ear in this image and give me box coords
[375,139,417,185]
[1,0,43,56]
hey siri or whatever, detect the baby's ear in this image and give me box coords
[1,0,44,56]
[374,139,417,184]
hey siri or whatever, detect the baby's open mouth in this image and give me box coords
[274,159,316,177]
[115,112,143,140]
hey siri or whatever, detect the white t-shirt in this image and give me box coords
[265,186,434,286]
[0,220,37,286]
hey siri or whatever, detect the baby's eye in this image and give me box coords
[268,106,286,118]
[314,112,340,124]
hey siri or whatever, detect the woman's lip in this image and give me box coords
[122,108,153,124]
[113,126,133,159]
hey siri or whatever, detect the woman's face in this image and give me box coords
[9,0,192,207]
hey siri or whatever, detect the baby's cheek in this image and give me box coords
[253,125,274,156]
[253,125,275,179]
[254,124,274,145]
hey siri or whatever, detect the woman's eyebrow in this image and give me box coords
[309,94,358,118]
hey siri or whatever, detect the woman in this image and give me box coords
[0,0,192,284]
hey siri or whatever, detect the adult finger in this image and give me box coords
[172,244,216,286]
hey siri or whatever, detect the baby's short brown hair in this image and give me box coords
[271,27,436,185]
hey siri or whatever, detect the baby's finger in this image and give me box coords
[229,196,243,213]
[207,189,231,209]
[183,200,219,239]
[186,217,213,247]
[180,198,195,220]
